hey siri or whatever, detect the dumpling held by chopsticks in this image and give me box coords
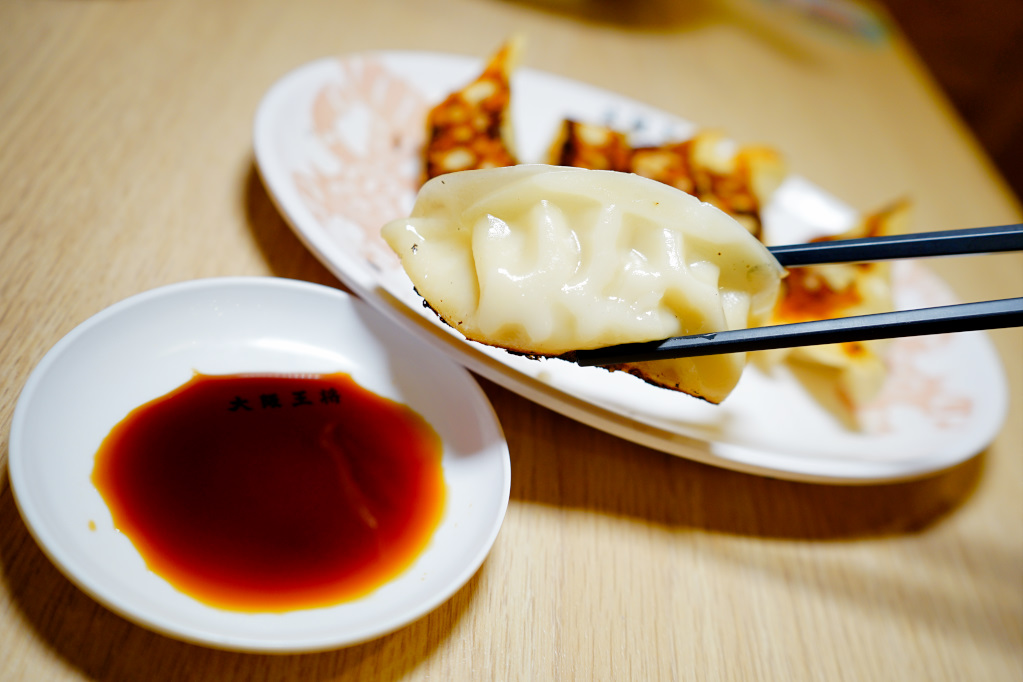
[381,164,784,403]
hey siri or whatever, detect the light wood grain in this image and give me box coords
[1,0,1020,680]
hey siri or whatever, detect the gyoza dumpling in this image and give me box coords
[381,164,784,403]
[757,200,909,414]
[422,37,522,181]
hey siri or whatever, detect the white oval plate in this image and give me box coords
[253,51,1008,483]
[8,277,511,652]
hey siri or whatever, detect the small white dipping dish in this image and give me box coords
[8,277,511,652]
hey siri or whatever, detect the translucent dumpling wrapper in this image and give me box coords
[381,165,784,403]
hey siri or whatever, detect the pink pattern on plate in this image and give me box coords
[858,262,974,434]
[292,56,428,270]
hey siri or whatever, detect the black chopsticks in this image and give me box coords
[567,224,1023,366]
[568,298,1022,365]
[768,223,1023,267]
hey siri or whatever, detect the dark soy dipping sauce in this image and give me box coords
[91,373,446,613]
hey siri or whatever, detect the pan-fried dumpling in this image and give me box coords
[756,200,909,413]
[381,164,784,403]
[422,37,522,181]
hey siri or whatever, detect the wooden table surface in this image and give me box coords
[2,0,1021,679]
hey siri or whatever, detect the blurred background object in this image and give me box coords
[509,0,1022,201]
[876,0,1023,200]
